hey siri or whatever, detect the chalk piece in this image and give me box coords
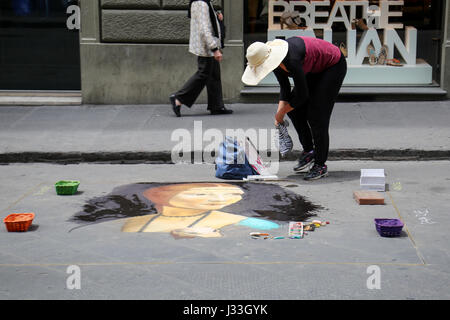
[244,175,279,181]
[353,191,385,205]
[239,218,279,230]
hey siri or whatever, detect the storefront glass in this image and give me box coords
[244,0,443,86]
[0,0,80,90]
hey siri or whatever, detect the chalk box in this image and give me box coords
[360,169,385,192]
[288,222,304,238]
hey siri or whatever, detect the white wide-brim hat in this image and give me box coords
[242,39,289,86]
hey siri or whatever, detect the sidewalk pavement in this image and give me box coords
[1,100,450,299]
[1,160,450,299]
[0,100,449,163]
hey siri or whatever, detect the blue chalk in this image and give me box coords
[238,218,279,230]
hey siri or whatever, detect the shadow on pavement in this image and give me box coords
[286,170,360,184]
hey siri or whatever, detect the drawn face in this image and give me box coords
[168,186,244,210]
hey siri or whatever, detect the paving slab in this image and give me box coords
[0,161,449,299]
[0,101,449,162]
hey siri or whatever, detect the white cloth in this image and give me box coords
[189,1,222,57]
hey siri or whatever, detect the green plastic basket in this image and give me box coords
[55,180,80,195]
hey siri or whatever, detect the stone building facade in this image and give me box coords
[80,0,244,104]
[77,0,450,103]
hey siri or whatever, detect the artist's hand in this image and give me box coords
[214,49,223,62]
[217,12,223,21]
[275,101,293,126]
[275,111,285,126]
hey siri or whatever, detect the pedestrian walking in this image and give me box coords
[169,0,233,117]
[242,36,347,180]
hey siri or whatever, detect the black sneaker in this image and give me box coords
[293,150,314,172]
[304,164,328,181]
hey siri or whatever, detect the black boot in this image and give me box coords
[169,94,181,117]
[210,106,233,115]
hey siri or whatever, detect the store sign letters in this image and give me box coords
[269,0,416,65]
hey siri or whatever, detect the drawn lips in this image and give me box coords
[207,202,227,205]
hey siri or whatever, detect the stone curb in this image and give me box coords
[1,149,449,164]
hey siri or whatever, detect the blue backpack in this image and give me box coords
[215,136,258,180]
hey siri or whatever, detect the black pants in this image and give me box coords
[175,56,224,110]
[287,54,347,166]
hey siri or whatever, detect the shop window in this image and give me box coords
[244,0,443,86]
[0,0,81,90]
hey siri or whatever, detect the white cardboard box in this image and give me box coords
[360,169,386,191]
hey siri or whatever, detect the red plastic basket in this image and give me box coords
[3,213,35,232]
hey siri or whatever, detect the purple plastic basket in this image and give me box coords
[374,219,404,237]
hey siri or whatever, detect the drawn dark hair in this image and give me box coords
[70,182,322,228]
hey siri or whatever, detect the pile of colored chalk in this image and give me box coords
[304,220,329,232]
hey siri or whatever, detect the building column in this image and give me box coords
[222,0,245,102]
[441,0,450,96]
[79,0,100,44]
[79,0,100,104]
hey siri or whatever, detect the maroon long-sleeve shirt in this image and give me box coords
[273,36,342,108]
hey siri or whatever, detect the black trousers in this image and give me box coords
[287,54,347,166]
[175,56,224,110]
